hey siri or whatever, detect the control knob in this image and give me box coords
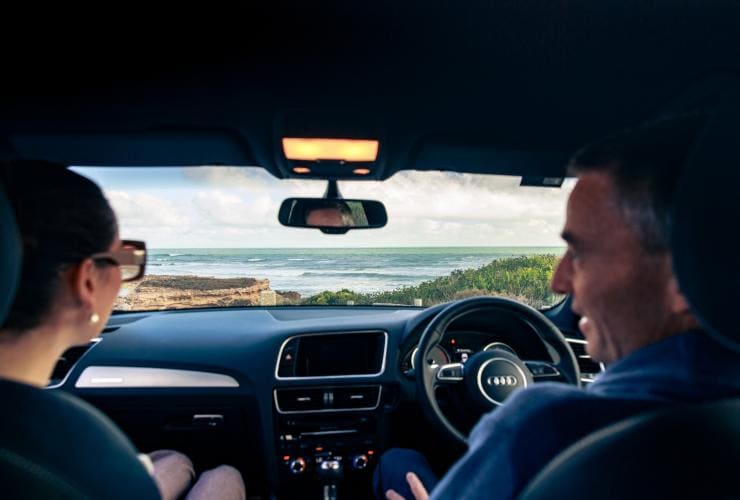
[352,454,369,470]
[289,457,307,475]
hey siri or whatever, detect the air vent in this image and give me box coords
[275,388,327,412]
[275,385,382,414]
[565,337,603,382]
[48,339,100,387]
[333,386,381,409]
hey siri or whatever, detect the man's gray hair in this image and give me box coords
[567,114,705,254]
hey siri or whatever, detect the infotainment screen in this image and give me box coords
[292,331,386,377]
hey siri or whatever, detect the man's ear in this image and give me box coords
[666,275,692,315]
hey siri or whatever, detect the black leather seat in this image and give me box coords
[0,379,161,499]
[520,105,740,499]
[520,399,740,499]
[0,177,20,324]
[0,174,160,499]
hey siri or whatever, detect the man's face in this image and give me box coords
[306,207,345,227]
[551,172,674,364]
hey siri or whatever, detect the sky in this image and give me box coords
[73,166,575,249]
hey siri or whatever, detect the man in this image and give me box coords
[375,114,740,499]
[305,202,356,227]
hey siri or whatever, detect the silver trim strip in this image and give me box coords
[75,366,240,388]
[273,386,383,414]
[565,337,606,378]
[565,338,588,345]
[274,330,388,380]
[301,430,358,436]
[46,339,103,390]
[476,358,529,407]
[482,342,518,356]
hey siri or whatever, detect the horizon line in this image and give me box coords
[147,245,567,250]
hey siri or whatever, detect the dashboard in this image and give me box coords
[401,330,550,376]
[48,302,596,499]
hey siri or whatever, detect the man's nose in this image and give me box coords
[550,255,572,295]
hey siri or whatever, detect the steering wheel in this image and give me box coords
[416,296,581,444]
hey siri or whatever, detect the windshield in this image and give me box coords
[74,167,574,311]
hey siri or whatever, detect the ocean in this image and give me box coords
[147,247,563,297]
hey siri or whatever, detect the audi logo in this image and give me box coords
[487,375,518,387]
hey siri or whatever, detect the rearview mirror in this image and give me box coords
[278,198,388,234]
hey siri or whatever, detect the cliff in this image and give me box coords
[116,275,301,311]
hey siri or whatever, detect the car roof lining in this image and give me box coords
[1,3,739,179]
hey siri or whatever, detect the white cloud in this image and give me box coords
[105,190,190,228]
[96,168,573,248]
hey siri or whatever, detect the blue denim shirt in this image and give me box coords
[430,330,740,500]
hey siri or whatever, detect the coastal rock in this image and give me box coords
[276,291,302,305]
[116,275,273,311]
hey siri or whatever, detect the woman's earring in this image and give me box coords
[89,312,100,325]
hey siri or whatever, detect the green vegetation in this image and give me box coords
[302,254,562,308]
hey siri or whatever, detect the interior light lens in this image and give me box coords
[353,168,371,175]
[283,138,379,162]
[293,166,312,174]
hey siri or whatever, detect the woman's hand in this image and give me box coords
[385,472,429,500]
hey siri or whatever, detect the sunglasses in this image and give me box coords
[91,240,147,282]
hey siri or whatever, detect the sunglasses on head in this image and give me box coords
[90,240,147,282]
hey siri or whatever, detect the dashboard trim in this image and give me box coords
[75,366,240,388]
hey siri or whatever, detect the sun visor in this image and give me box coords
[410,140,570,178]
[5,130,255,167]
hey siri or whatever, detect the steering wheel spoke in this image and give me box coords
[436,362,465,384]
[524,360,563,382]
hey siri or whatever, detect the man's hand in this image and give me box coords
[385,472,429,500]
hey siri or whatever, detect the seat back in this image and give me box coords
[0,177,21,326]
[671,100,740,351]
[519,399,740,499]
[0,379,160,500]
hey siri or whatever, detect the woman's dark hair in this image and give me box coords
[0,160,118,334]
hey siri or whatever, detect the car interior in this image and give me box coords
[2,3,740,499]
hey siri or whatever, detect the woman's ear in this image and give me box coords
[69,258,98,311]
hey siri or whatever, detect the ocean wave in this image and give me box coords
[246,258,264,262]
[300,271,432,280]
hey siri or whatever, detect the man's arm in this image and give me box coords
[429,384,589,500]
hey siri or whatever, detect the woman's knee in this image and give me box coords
[187,465,246,500]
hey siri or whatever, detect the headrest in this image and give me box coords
[0,179,22,326]
[672,99,740,350]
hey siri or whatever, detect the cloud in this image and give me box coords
[105,190,190,228]
[90,168,573,247]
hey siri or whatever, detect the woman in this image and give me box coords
[0,161,246,500]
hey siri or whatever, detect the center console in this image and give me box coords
[273,331,390,498]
